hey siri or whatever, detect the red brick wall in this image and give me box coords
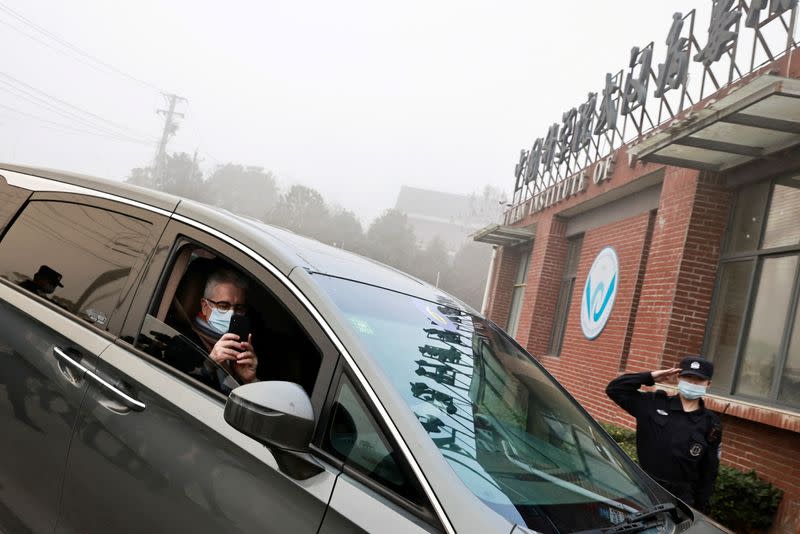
[624,166,706,372]
[661,172,732,369]
[516,217,568,355]
[620,211,656,370]
[486,245,522,328]
[534,211,654,425]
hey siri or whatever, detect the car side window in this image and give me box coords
[0,183,29,235]
[135,242,323,398]
[323,375,429,509]
[0,200,153,328]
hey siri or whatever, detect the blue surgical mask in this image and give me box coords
[207,307,234,335]
[678,380,707,400]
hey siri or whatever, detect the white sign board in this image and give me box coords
[580,247,619,340]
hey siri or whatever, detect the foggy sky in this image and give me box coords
[0,0,715,223]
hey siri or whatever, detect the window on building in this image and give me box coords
[705,174,800,408]
[506,248,531,337]
[549,235,583,355]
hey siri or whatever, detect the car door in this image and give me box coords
[315,369,444,533]
[0,190,166,534]
[56,219,340,533]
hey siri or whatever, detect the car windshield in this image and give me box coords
[315,274,671,533]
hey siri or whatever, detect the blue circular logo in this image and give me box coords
[580,247,619,340]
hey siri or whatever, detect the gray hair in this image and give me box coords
[204,268,249,298]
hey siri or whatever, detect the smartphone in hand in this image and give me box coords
[228,314,251,348]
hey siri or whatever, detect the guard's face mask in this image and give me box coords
[208,307,234,335]
[678,380,707,400]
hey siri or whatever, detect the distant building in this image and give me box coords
[394,186,503,253]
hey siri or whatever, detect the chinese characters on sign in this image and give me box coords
[622,46,652,115]
[745,0,797,28]
[654,13,690,98]
[694,0,741,66]
[509,1,798,222]
[573,93,596,152]
[595,73,620,136]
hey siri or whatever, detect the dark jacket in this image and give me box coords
[606,372,722,512]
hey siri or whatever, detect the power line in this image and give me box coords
[0,4,178,153]
[0,72,156,142]
[0,80,148,143]
[0,84,209,161]
[0,102,154,146]
[0,4,206,163]
[0,16,120,85]
[10,116,153,147]
[0,83,154,145]
[0,1,165,93]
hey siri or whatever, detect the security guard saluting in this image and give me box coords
[606,356,722,512]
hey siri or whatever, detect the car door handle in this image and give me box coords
[54,346,146,412]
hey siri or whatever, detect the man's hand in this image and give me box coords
[232,334,258,383]
[210,333,243,367]
[651,368,680,383]
[209,333,258,383]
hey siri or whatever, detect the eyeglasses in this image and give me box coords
[203,298,247,315]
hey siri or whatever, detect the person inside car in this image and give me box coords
[193,268,259,384]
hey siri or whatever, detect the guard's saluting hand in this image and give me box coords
[650,367,680,383]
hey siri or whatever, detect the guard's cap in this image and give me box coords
[679,355,713,380]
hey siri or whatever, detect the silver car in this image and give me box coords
[0,163,729,533]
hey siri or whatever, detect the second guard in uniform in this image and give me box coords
[606,356,722,512]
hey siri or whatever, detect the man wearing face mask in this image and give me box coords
[193,269,259,384]
[606,356,722,512]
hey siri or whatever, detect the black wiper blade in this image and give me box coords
[601,503,678,533]
[625,503,678,524]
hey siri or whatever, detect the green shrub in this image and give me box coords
[709,466,783,533]
[601,422,638,461]
[601,422,783,533]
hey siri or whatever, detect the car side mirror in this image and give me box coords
[224,381,315,452]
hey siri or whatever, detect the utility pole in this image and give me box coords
[153,93,186,189]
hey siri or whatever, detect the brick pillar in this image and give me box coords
[516,215,568,355]
[661,172,732,367]
[483,246,504,322]
[626,168,731,372]
[485,245,519,328]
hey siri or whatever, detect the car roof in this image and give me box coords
[0,162,472,312]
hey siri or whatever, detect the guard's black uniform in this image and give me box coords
[606,372,722,512]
